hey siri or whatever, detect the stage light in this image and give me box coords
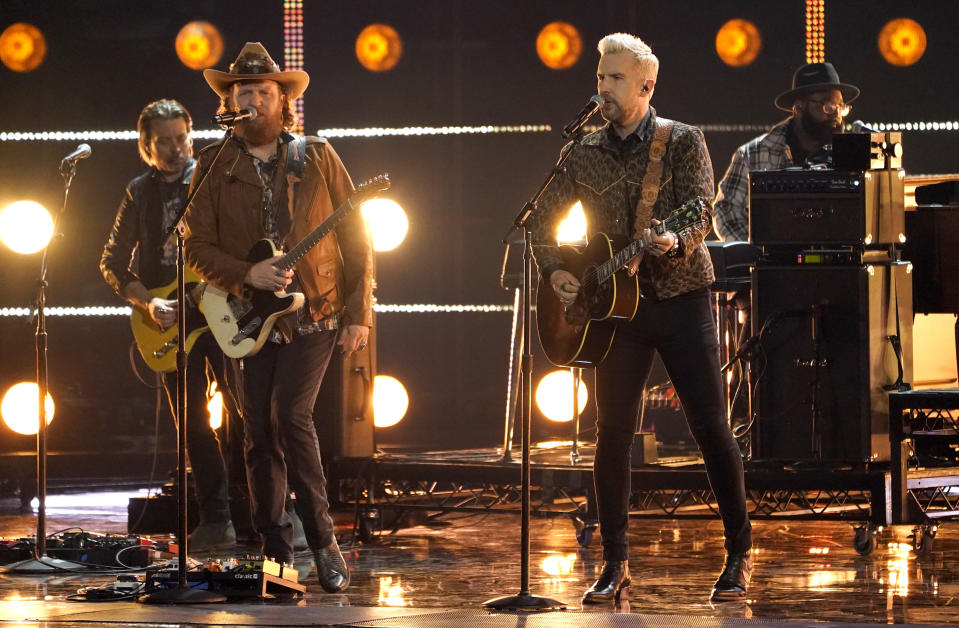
[878,18,926,67]
[377,576,409,606]
[556,201,586,244]
[540,553,577,577]
[0,23,46,73]
[0,200,54,254]
[2,382,54,436]
[175,21,224,71]
[207,381,223,430]
[355,24,402,72]
[361,198,408,252]
[373,375,408,428]
[805,0,825,63]
[715,19,762,67]
[535,370,588,423]
[536,22,582,70]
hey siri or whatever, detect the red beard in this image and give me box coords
[236,109,284,146]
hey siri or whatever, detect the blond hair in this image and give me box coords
[597,33,659,79]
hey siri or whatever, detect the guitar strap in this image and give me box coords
[633,117,674,239]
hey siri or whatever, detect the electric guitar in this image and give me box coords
[129,268,209,372]
[202,174,390,359]
[536,198,707,367]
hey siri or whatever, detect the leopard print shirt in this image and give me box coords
[531,107,716,301]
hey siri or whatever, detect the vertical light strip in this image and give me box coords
[805,0,825,63]
[283,0,305,135]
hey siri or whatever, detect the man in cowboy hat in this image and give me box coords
[714,62,860,241]
[183,42,373,593]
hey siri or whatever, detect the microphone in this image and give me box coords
[60,143,91,167]
[562,95,603,139]
[849,119,881,134]
[212,106,258,126]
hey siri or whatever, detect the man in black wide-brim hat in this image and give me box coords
[714,62,860,242]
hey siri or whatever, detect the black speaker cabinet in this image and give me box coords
[751,263,913,463]
[314,318,376,461]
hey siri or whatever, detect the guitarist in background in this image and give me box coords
[529,33,752,603]
[100,99,238,552]
[182,43,372,593]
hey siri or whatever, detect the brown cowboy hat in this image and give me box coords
[774,62,859,112]
[203,42,309,100]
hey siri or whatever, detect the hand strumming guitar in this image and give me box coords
[550,269,581,306]
[245,254,294,291]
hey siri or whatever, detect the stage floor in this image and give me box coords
[0,489,956,627]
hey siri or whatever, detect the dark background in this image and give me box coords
[0,1,956,472]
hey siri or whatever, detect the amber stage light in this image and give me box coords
[0,23,46,73]
[355,24,403,72]
[879,18,927,67]
[1,382,54,436]
[715,19,762,67]
[175,21,224,71]
[536,22,582,70]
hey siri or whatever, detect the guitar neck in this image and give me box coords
[277,197,357,270]
[595,222,667,285]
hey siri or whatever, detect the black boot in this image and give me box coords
[582,560,630,604]
[314,537,350,593]
[710,551,752,601]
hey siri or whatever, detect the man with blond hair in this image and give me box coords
[531,32,752,603]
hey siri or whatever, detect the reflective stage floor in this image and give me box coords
[0,490,957,626]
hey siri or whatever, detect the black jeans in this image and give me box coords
[163,332,235,524]
[234,329,336,563]
[594,288,751,561]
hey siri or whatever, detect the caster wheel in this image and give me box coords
[911,525,937,556]
[357,509,380,544]
[853,526,875,556]
[572,516,597,548]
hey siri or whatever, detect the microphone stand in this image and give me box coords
[483,131,585,613]
[140,126,238,604]
[1,160,89,574]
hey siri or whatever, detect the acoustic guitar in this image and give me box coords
[202,174,390,359]
[536,198,707,367]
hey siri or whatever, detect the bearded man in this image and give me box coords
[714,62,860,241]
[182,42,373,593]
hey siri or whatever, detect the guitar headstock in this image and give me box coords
[663,197,707,233]
[353,173,391,204]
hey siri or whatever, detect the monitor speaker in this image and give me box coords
[751,263,912,463]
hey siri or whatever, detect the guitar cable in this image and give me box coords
[125,340,166,534]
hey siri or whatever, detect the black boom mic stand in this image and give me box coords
[483,122,592,612]
[139,124,239,604]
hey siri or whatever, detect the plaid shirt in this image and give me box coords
[713,118,794,242]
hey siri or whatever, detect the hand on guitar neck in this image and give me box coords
[245,254,294,291]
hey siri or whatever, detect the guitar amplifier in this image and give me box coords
[749,168,904,246]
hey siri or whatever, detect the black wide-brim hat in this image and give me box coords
[204,42,309,100]
[774,62,860,112]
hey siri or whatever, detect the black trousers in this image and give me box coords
[593,288,751,561]
[235,329,336,564]
[163,332,234,524]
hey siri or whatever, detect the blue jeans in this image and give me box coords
[593,288,751,560]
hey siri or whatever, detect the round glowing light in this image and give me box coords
[2,382,55,436]
[878,18,927,67]
[0,200,54,254]
[541,553,577,576]
[0,23,47,73]
[715,19,762,67]
[175,21,224,70]
[536,22,582,70]
[556,201,586,244]
[207,381,223,430]
[535,370,588,423]
[361,198,408,252]
[355,24,403,72]
[373,375,408,428]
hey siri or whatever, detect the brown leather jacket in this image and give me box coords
[183,134,373,329]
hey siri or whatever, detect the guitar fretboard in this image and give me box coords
[277,198,357,270]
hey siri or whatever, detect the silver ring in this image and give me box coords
[359,342,368,349]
